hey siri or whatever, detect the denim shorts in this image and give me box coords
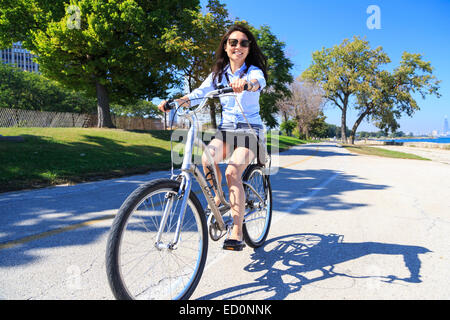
[212,123,265,162]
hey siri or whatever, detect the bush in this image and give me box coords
[280,119,296,136]
[0,63,96,113]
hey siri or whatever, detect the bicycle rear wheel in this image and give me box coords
[106,178,207,300]
[242,165,272,248]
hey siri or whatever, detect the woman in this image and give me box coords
[158,24,268,251]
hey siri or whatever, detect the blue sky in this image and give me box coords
[201,0,450,135]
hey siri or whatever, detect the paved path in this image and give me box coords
[373,145,450,165]
[0,143,449,299]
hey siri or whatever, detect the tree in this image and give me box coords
[0,0,67,49]
[280,119,296,136]
[181,14,294,129]
[280,80,324,139]
[302,36,389,143]
[178,0,232,128]
[110,99,161,118]
[234,21,293,128]
[1,0,200,127]
[252,25,293,128]
[302,36,440,144]
[350,53,440,143]
[0,62,96,113]
[309,111,328,138]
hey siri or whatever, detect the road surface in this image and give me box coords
[0,143,449,300]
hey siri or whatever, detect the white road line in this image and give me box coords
[277,171,341,221]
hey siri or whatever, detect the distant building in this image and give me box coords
[444,115,449,135]
[0,42,39,73]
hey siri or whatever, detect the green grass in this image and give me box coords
[343,145,430,160]
[267,133,313,152]
[0,128,309,192]
[0,127,174,192]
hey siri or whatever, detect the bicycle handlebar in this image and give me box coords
[163,84,251,111]
[163,99,176,111]
[215,83,251,94]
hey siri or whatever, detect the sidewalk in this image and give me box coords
[374,145,450,165]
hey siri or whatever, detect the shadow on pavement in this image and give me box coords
[197,233,431,300]
[278,143,354,158]
[0,143,385,268]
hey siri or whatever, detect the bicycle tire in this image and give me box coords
[242,165,272,248]
[106,178,208,300]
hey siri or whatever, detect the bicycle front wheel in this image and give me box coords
[242,165,272,248]
[106,178,208,300]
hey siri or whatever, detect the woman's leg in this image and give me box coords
[225,146,255,241]
[202,138,229,205]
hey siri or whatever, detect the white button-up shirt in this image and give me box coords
[186,63,266,127]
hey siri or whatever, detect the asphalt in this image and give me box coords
[0,142,449,300]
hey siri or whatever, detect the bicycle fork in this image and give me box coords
[154,110,228,250]
[154,172,192,251]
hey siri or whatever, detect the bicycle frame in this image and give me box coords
[107,87,272,300]
[154,89,229,248]
[156,88,267,248]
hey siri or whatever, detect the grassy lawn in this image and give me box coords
[343,144,430,160]
[0,127,309,192]
[267,133,313,152]
[0,128,174,192]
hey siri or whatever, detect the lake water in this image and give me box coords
[381,137,450,144]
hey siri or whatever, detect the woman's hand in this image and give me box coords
[157,97,190,112]
[230,78,248,93]
[230,79,260,93]
[157,100,169,113]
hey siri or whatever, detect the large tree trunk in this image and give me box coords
[209,102,217,129]
[96,81,114,128]
[349,108,371,144]
[341,105,347,143]
[339,94,350,143]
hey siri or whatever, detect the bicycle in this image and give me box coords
[105,85,272,300]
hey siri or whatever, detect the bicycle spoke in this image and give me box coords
[111,186,205,300]
[243,166,271,246]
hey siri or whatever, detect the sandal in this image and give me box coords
[223,239,246,251]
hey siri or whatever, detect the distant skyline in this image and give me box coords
[443,115,449,135]
[201,0,450,135]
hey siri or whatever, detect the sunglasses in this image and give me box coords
[227,38,251,48]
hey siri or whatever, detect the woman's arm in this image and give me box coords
[157,73,216,112]
[157,96,190,112]
[249,79,260,91]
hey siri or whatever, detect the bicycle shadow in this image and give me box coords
[197,233,431,300]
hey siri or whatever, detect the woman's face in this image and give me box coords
[224,31,250,66]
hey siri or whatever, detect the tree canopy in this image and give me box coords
[1,0,293,129]
[0,62,96,113]
[278,79,324,139]
[1,0,200,127]
[302,36,440,143]
[177,0,233,128]
[247,24,294,128]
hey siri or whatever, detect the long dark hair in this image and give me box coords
[212,25,268,85]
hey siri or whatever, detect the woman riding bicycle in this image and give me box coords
[158,24,268,251]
